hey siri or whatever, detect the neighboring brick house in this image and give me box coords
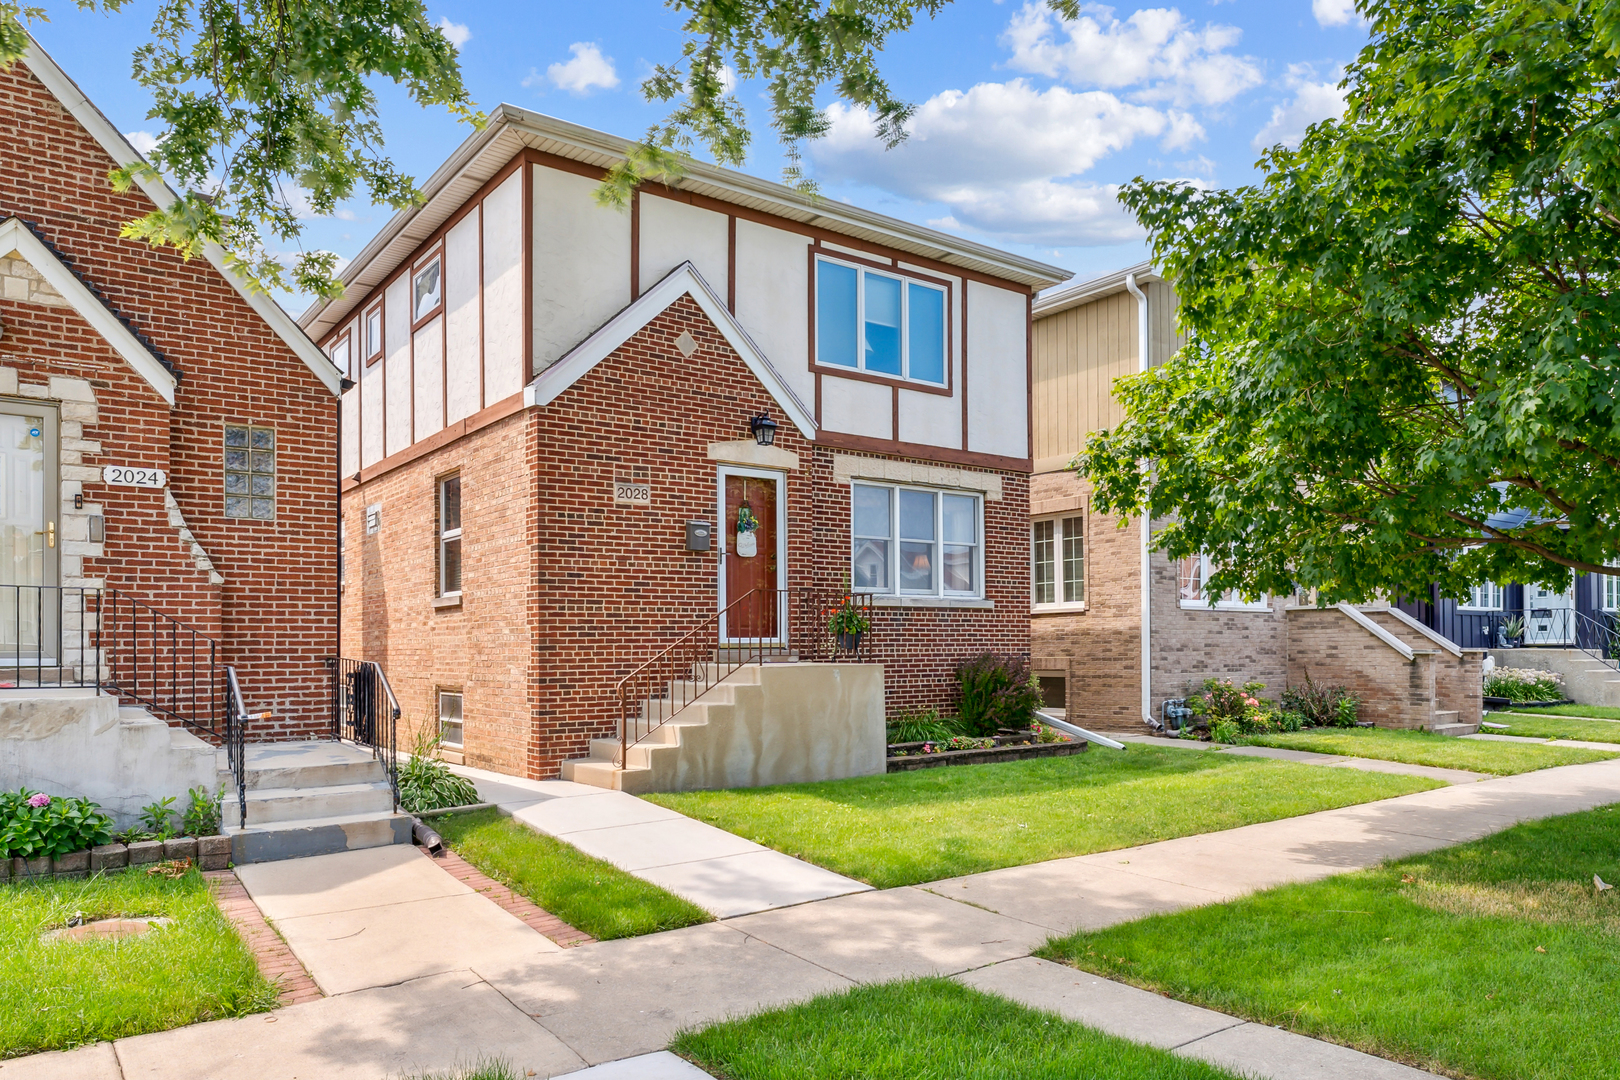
[1030,265,1482,733]
[0,38,341,739]
[300,107,1068,781]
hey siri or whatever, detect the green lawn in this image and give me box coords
[1,868,277,1059]
[1487,713,1620,745]
[672,977,1242,1080]
[1241,726,1617,774]
[1040,805,1620,1080]
[1505,703,1620,721]
[433,809,711,939]
[643,746,1441,889]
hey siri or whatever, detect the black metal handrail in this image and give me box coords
[0,584,99,691]
[324,657,400,810]
[1430,606,1620,668]
[224,665,249,829]
[614,587,875,769]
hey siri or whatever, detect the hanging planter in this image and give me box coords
[735,502,760,558]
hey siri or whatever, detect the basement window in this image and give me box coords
[438,690,463,748]
[224,425,275,520]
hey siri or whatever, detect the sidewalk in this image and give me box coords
[1118,734,1489,783]
[9,757,1620,1080]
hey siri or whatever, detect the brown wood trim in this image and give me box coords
[807,243,955,396]
[891,385,899,441]
[323,150,528,345]
[727,214,736,314]
[408,259,444,335]
[630,188,641,299]
[522,160,535,381]
[519,145,613,183]
[808,244,819,425]
[816,246,955,289]
[815,430,1031,474]
[363,302,384,366]
[642,180,1036,295]
[344,390,529,491]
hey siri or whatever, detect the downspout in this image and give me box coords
[1124,273,1152,727]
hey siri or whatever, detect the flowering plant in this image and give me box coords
[1,788,114,859]
[736,504,760,533]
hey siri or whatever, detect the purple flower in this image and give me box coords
[27,793,50,808]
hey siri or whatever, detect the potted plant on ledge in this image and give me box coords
[828,597,870,654]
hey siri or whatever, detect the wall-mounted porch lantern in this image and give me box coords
[749,413,778,447]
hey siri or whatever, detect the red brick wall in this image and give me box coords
[342,293,1031,779]
[1,60,337,739]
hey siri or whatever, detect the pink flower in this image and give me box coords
[27,793,50,808]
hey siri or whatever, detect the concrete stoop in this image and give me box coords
[1489,647,1620,708]
[562,661,886,793]
[225,740,410,864]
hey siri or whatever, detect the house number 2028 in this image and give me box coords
[103,466,167,488]
[614,479,651,507]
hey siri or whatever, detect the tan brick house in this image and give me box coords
[301,108,1069,784]
[1030,265,1483,734]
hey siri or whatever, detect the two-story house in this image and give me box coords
[300,108,1069,785]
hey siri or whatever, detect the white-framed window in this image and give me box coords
[1179,554,1268,611]
[1605,567,1620,612]
[223,424,275,520]
[851,482,980,598]
[815,256,947,386]
[1032,516,1085,608]
[1459,582,1504,611]
[413,256,442,322]
[437,474,462,597]
[438,690,463,748]
[364,304,383,364]
[330,333,351,380]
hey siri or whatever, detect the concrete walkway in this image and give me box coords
[1465,731,1620,752]
[1118,733,1489,783]
[10,757,1620,1080]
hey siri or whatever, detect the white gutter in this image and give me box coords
[1125,272,1153,727]
[1036,710,1127,750]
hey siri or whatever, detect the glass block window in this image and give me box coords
[224,425,275,520]
[438,690,463,748]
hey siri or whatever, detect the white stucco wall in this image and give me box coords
[383,274,412,457]
[532,164,632,371]
[444,208,482,423]
[413,318,444,439]
[483,170,525,404]
[965,280,1029,459]
[820,375,891,439]
[733,218,811,407]
[640,195,728,301]
[897,385,961,448]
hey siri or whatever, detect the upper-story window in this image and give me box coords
[1033,516,1084,609]
[438,473,462,597]
[330,333,351,380]
[413,256,442,323]
[364,304,383,365]
[816,256,947,386]
[1459,582,1504,611]
[851,482,980,598]
[1179,554,1267,611]
[224,424,275,521]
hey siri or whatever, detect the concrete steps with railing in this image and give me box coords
[224,740,410,863]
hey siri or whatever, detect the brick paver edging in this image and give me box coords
[203,869,322,1006]
[431,848,596,947]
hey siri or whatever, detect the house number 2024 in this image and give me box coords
[614,479,651,507]
[103,466,167,488]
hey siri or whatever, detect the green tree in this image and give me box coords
[0,0,957,298]
[1079,0,1620,605]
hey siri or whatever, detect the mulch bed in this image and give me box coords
[886,734,1088,772]
[204,870,322,1006]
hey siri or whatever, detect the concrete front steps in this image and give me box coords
[1489,647,1620,707]
[1429,711,1481,738]
[562,661,885,794]
[225,740,411,864]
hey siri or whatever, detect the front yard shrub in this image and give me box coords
[885,707,961,744]
[1484,667,1565,703]
[0,790,114,859]
[953,653,1042,737]
[181,786,222,837]
[400,729,481,814]
[1281,671,1360,727]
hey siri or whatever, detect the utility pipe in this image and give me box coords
[1124,272,1153,728]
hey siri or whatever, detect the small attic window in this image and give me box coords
[413,256,442,323]
[224,425,275,520]
[365,305,382,364]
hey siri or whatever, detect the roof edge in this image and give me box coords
[1034,261,1159,318]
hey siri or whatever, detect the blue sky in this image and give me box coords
[31,0,1370,304]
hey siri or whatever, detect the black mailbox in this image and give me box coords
[685,520,713,552]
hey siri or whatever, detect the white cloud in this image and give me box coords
[811,80,1190,245]
[547,42,619,95]
[436,17,471,48]
[1312,0,1363,27]
[1252,64,1348,150]
[1003,2,1262,107]
[124,130,161,159]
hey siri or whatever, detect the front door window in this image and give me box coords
[1524,576,1575,645]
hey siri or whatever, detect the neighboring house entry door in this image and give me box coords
[0,401,60,667]
[1524,575,1575,646]
[718,467,785,643]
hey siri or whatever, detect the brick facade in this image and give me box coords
[343,294,1030,779]
[1,59,338,739]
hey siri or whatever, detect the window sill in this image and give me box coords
[1179,601,1271,613]
[1033,602,1087,615]
[871,595,993,610]
[431,595,462,611]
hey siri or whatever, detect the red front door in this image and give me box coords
[724,473,778,639]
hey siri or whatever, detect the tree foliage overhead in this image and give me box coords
[1079,0,1620,604]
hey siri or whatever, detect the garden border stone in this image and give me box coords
[197,835,231,870]
[91,843,129,873]
[887,739,1088,772]
[126,840,164,867]
[51,849,90,879]
[164,837,199,863]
